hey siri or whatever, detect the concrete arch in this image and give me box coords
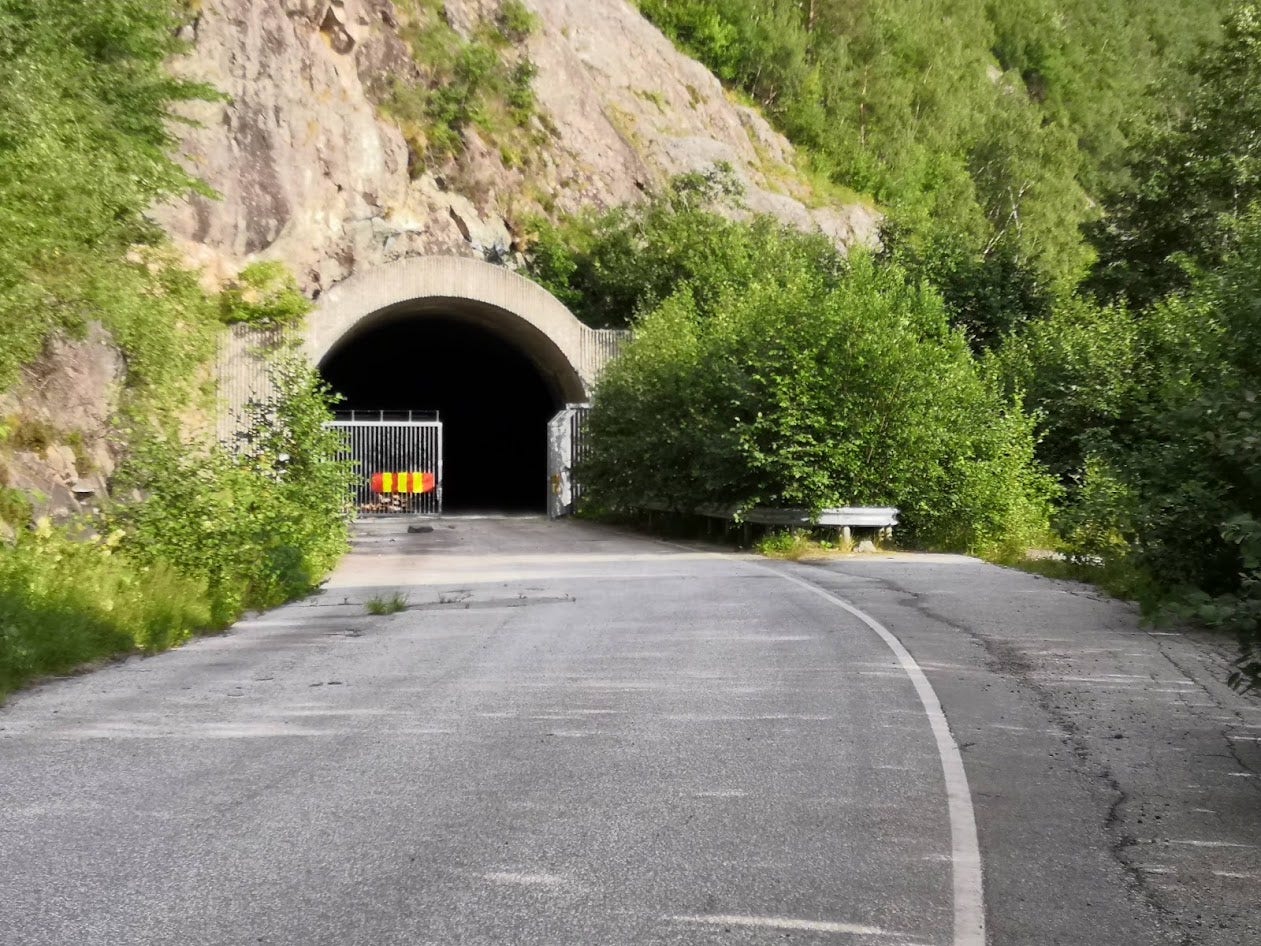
[305,256,623,403]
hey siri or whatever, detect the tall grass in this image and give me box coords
[0,529,212,702]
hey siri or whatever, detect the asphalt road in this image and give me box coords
[1,517,1258,945]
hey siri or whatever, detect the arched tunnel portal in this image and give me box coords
[305,257,615,514]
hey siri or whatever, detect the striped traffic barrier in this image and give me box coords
[371,472,437,495]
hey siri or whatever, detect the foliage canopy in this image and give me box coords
[532,194,1054,557]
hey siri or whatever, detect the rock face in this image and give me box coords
[157,0,880,295]
[0,324,124,524]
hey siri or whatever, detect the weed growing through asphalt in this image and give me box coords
[365,593,409,616]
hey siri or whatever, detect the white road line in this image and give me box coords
[760,566,987,946]
[652,539,986,946]
[1162,839,1253,848]
[669,914,890,935]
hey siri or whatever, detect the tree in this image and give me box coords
[1090,5,1261,306]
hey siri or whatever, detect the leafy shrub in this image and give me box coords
[0,487,32,527]
[758,530,830,560]
[495,0,539,44]
[527,171,842,329]
[1179,515,1261,689]
[219,262,312,328]
[109,353,353,626]
[1089,212,1260,593]
[0,343,355,702]
[1006,204,1261,685]
[6,418,58,454]
[381,0,541,165]
[995,298,1141,483]
[0,3,357,701]
[581,240,1055,557]
[0,0,216,392]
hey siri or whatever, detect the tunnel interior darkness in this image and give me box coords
[319,314,562,512]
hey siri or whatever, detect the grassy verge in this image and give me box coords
[998,551,1160,605]
[0,354,354,706]
[757,530,858,561]
[0,528,212,703]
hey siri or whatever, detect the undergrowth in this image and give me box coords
[0,524,212,702]
[0,354,353,704]
[379,0,541,170]
[757,530,846,561]
[1002,552,1160,605]
[0,1,357,703]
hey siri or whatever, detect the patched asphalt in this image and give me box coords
[1,517,1258,945]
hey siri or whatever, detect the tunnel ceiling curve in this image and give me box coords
[305,256,597,405]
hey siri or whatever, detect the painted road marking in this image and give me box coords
[652,539,987,946]
[670,914,890,935]
[758,565,988,946]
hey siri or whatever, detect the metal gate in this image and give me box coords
[547,404,591,518]
[327,411,443,517]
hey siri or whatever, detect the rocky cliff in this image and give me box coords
[157,0,879,294]
[2,0,881,531]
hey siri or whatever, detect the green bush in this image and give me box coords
[758,530,829,560]
[527,169,839,329]
[1002,203,1261,685]
[110,353,353,626]
[495,0,539,44]
[995,297,1141,483]
[1179,515,1261,689]
[0,2,359,701]
[0,487,32,527]
[382,0,540,164]
[219,262,312,328]
[0,0,216,392]
[582,245,1055,557]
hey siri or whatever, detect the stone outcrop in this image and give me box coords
[0,324,124,524]
[156,0,880,295]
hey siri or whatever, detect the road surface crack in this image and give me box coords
[812,567,1194,942]
[1141,634,1261,794]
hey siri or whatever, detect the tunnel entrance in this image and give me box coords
[319,314,563,513]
